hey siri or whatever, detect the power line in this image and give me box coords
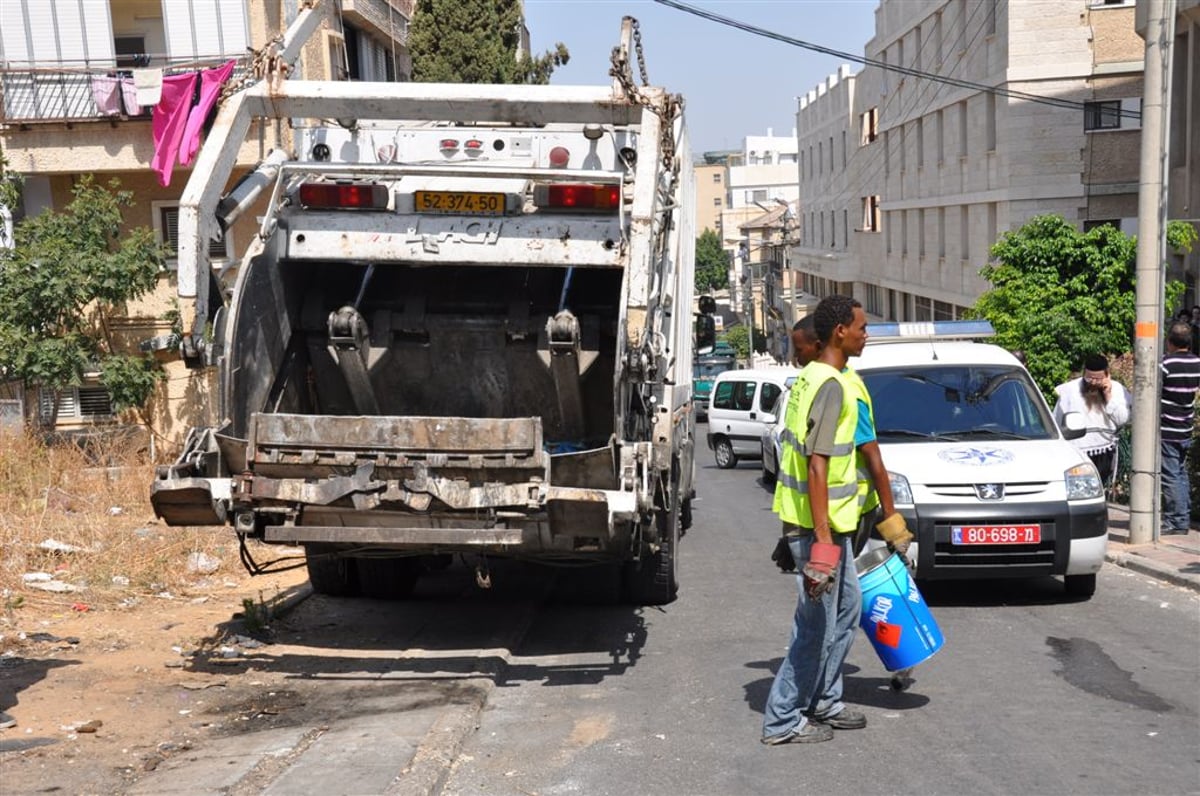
[651,0,1141,120]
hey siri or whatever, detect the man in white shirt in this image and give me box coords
[1052,353,1132,487]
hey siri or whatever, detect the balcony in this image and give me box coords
[0,60,248,126]
[342,0,413,45]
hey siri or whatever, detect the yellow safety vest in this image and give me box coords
[772,361,860,533]
[843,367,880,515]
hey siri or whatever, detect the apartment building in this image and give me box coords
[792,0,1146,322]
[1154,0,1200,299]
[695,162,725,233]
[0,0,414,446]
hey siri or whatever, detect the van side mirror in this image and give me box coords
[761,411,777,425]
[1060,411,1086,440]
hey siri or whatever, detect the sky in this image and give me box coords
[523,0,879,155]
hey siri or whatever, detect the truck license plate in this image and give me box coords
[415,190,504,215]
[951,524,1041,545]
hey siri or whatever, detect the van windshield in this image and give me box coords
[862,365,1054,441]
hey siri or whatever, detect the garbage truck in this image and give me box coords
[150,15,696,604]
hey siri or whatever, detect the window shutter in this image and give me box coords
[164,0,249,61]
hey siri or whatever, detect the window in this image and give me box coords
[901,210,909,255]
[759,382,782,413]
[938,207,946,258]
[752,189,768,203]
[934,300,955,321]
[841,131,847,169]
[958,100,968,156]
[865,283,883,316]
[917,117,925,169]
[861,107,879,145]
[1084,100,1121,131]
[39,385,113,422]
[818,141,824,175]
[713,197,722,207]
[936,108,945,164]
[829,136,835,172]
[960,206,970,260]
[862,196,881,233]
[915,295,933,321]
[843,210,849,247]
[114,36,147,69]
[986,93,996,151]
[800,150,806,182]
[918,209,926,257]
[155,203,231,268]
[712,172,722,183]
[899,123,907,173]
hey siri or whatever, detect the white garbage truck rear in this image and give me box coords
[150,17,696,605]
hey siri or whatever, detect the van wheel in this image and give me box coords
[1064,573,1096,598]
[714,438,738,469]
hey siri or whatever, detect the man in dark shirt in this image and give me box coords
[1160,321,1200,535]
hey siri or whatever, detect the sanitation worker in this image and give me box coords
[761,295,911,745]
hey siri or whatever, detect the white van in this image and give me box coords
[854,321,1108,598]
[706,367,796,468]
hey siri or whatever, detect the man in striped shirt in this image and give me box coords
[1160,321,1200,535]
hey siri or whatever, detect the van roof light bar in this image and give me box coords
[869,320,996,341]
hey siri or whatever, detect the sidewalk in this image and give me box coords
[1104,504,1200,593]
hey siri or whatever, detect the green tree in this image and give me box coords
[0,176,169,416]
[694,228,729,292]
[721,326,766,361]
[970,214,1184,399]
[409,0,568,84]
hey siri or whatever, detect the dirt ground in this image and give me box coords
[0,547,311,794]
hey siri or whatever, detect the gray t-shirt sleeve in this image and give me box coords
[806,379,844,456]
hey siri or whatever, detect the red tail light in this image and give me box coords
[539,183,620,211]
[298,182,389,209]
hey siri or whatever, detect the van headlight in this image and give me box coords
[1065,463,1104,500]
[889,472,914,506]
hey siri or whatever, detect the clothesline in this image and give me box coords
[0,55,251,75]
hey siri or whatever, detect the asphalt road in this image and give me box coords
[442,450,1200,796]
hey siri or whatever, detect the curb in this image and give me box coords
[1104,550,1200,594]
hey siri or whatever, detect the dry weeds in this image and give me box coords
[0,429,243,615]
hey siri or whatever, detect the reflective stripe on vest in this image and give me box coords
[843,367,880,514]
[771,362,860,532]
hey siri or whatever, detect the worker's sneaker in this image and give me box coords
[760,722,834,745]
[814,708,867,730]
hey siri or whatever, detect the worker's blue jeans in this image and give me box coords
[1161,440,1192,532]
[762,532,861,740]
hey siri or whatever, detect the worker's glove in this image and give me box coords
[802,542,842,600]
[876,512,914,558]
[771,536,796,573]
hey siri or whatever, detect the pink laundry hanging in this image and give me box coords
[119,78,142,116]
[150,71,198,187]
[179,60,236,168]
[90,75,121,116]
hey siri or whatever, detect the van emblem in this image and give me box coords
[975,483,1005,500]
[937,446,1015,466]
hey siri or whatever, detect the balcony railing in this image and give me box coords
[0,58,248,125]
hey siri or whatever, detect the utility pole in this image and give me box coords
[1129,0,1176,545]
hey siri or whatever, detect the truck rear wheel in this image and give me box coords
[623,503,679,606]
[304,544,359,596]
[357,556,422,599]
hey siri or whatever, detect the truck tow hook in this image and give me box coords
[475,559,493,590]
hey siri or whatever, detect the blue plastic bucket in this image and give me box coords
[855,547,944,672]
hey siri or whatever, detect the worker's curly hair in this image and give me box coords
[813,294,861,344]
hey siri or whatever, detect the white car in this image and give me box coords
[762,321,1108,598]
[760,388,788,486]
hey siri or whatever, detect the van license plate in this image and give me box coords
[415,190,504,215]
[951,524,1041,545]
